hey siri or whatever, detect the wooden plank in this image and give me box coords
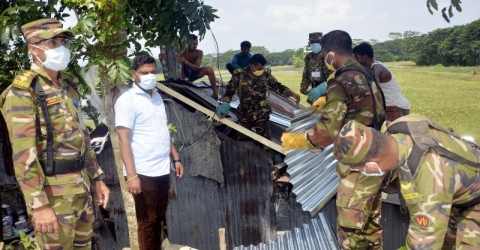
[157,83,283,153]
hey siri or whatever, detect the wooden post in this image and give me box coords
[218,228,226,250]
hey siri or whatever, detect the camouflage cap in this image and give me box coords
[308,32,322,41]
[21,19,74,42]
[333,120,373,176]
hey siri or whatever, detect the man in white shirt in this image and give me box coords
[353,42,410,121]
[115,54,184,250]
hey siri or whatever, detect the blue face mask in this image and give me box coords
[310,43,321,54]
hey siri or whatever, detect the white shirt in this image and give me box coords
[115,84,171,177]
[372,61,410,109]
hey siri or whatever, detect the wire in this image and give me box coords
[168,1,225,153]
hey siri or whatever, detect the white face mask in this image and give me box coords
[136,73,157,90]
[361,162,385,177]
[34,45,71,71]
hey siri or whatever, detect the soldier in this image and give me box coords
[332,115,480,249]
[0,19,110,249]
[281,30,385,249]
[300,32,331,108]
[216,54,300,140]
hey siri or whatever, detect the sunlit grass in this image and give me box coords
[174,62,480,140]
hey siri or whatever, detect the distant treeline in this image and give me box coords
[203,18,480,69]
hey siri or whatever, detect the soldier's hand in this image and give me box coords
[32,205,60,236]
[300,85,308,95]
[95,181,110,209]
[127,176,142,196]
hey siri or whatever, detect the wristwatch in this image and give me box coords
[94,173,105,182]
[172,159,181,163]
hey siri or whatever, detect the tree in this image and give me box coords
[1,0,218,248]
[388,32,403,40]
[403,31,421,38]
[426,0,463,23]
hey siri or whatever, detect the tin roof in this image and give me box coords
[233,212,339,250]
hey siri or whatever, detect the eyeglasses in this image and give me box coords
[33,37,71,49]
[361,162,385,177]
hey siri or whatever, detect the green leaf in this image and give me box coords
[452,0,462,12]
[428,0,438,11]
[426,1,434,15]
[441,7,450,23]
[448,5,453,18]
[1,26,10,45]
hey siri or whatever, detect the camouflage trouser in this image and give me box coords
[35,187,94,249]
[238,119,271,141]
[336,171,384,250]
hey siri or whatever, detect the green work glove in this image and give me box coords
[215,102,231,118]
[307,81,327,103]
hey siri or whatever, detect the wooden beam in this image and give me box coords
[157,83,283,153]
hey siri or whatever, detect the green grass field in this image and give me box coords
[194,62,480,141]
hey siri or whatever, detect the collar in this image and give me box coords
[31,63,69,83]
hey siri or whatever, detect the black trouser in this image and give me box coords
[226,63,234,75]
[132,174,170,250]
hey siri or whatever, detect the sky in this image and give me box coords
[193,0,479,55]
[63,0,479,55]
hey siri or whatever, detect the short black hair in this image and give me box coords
[132,54,157,71]
[353,42,374,59]
[250,54,267,66]
[359,129,387,165]
[321,30,353,56]
[240,41,251,49]
[191,34,198,40]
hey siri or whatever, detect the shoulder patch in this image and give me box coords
[12,70,38,90]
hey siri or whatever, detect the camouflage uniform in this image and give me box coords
[222,68,292,140]
[302,59,385,249]
[0,19,104,249]
[333,116,480,250]
[300,33,330,93]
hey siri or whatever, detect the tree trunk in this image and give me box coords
[160,45,182,80]
[97,2,138,249]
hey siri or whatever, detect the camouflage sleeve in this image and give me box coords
[306,81,348,148]
[267,73,290,96]
[1,87,49,209]
[221,72,240,103]
[300,56,311,90]
[405,155,453,249]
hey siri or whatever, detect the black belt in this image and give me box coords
[39,156,86,176]
[312,81,322,88]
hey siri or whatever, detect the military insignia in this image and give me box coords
[46,96,62,106]
[12,79,30,89]
[413,214,430,228]
[403,192,421,199]
[401,182,412,189]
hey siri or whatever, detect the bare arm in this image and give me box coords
[184,50,203,71]
[116,127,136,178]
[372,64,392,83]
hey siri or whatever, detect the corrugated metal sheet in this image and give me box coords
[233,212,339,250]
[282,110,340,216]
[285,146,339,216]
